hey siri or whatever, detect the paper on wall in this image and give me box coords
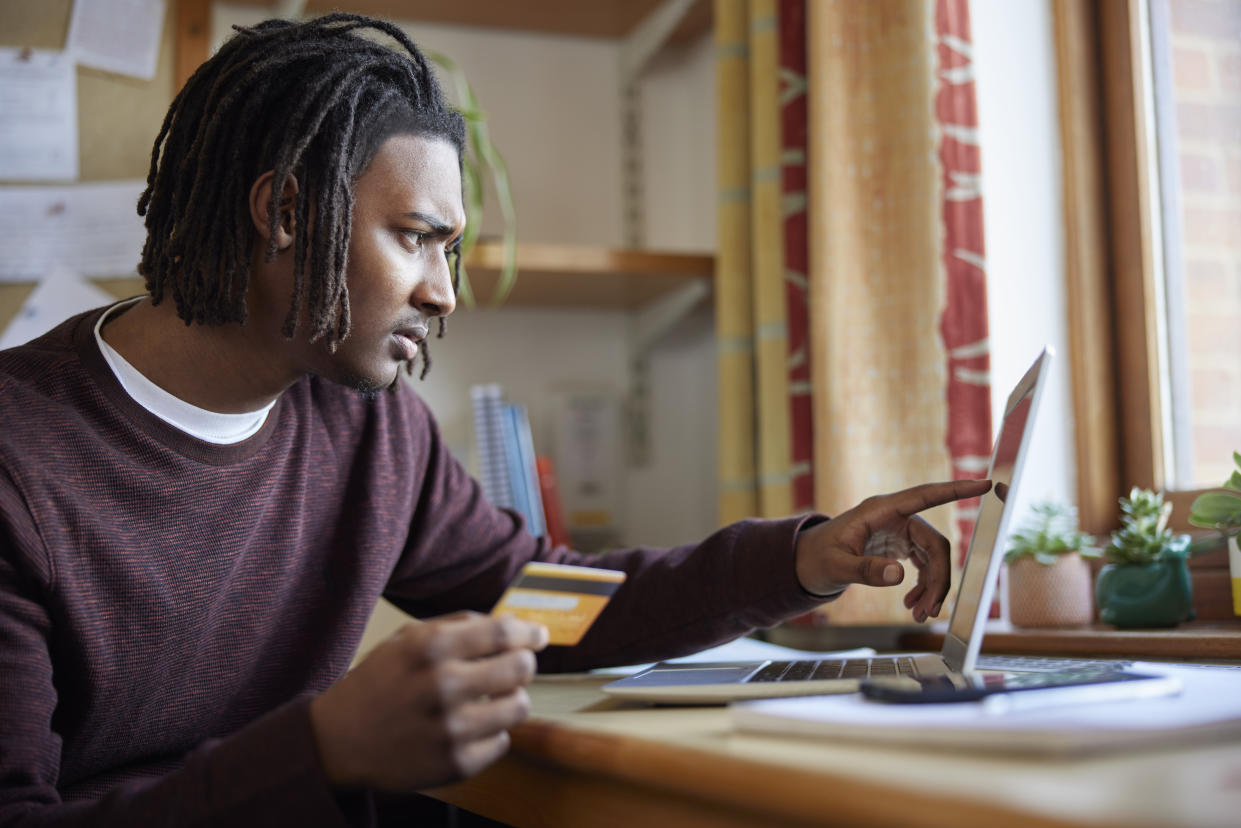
[0,267,116,350]
[0,48,78,181]
[0,181,147,282]
[551,388,623,533]
[67,0,166,81]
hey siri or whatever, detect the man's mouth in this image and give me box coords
[392,325,428,362]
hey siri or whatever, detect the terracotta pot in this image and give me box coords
[1007,552,1094,627]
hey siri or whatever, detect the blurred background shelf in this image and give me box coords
[223,0,712,41]
[462,241,713,310]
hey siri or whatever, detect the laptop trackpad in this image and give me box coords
[623,664,762,686]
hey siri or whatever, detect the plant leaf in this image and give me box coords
[1189,535,1225,556]
[1188,491,1241,529]
[1226,469,1241,492]
[426,49,519,307]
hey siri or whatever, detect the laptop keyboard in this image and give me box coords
[975,654,1241,673]
[746,657,918,683]
[974,654,1134,672]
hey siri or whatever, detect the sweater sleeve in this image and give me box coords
[0,484,364,828]
[535,514,829,672]
[382,392,829,672]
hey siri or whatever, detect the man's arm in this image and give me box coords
[381,393,990,673]
[0,491,356,828]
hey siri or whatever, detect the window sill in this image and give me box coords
[898,620,1241,661]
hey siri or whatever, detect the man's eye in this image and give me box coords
[402,230,429,246]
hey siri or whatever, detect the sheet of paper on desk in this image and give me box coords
[592,636,877,677]
[731,661,1241,756]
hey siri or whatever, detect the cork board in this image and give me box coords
[0,0,175,334]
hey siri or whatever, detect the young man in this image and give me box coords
[0,14,989,827]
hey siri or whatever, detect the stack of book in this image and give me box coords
[470,384,569,547]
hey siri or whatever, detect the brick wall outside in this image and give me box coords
[1168,0,1241,487]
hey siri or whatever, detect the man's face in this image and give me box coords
[306,132,464,391]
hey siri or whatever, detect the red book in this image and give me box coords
[536,455,571,549]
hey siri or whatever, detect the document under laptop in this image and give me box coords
[604,347,1057,703]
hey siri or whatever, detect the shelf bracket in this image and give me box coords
[619,0,698,84]
[625,277,711,466]
[618,0,698,249]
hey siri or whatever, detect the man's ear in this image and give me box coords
[248,171,300,251]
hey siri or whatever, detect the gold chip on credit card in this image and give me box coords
[490,561,626,646]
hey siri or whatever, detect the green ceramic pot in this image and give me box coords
[1095,558,1195,628]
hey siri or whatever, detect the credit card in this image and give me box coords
[491,561,626,646]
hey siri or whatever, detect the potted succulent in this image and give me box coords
[1188,450,1241,616]
[1096,487,1194,628]
[1004,501,1100,627]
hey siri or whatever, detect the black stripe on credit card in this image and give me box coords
[512,575,623,596]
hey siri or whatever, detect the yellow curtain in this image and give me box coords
[807,1,954,624]
[715,0,795,523]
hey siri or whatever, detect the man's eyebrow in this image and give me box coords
[403,211,460,237]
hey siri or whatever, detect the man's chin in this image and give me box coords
[333,363,403,397]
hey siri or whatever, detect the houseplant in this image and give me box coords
[1003,501,1100,627]
[1188,450,1241,615]
[1096,487,1194,628]
[426,50,518,307]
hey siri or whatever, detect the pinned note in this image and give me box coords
[0,48,78,181]
[67,0,166,81]
[0,181,147,282]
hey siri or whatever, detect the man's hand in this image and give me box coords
[309,612,549,792]
[794,479,992,623]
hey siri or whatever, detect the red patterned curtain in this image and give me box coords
[936,0,992,568]
[780,0,814,512]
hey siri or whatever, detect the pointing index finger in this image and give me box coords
[887,478,992,518]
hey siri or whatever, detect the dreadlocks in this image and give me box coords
[137,13,465,378]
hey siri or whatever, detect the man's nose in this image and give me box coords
[414,251,457,318]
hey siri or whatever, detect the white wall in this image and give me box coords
[971,0,1077,531]
[393,22,626,247]
[639,33,718,252]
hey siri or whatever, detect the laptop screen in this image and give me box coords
[941,348,1050,672]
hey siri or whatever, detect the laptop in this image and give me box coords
[603,347,1054,703]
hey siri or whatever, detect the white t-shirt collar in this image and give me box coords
[94,299,276,445]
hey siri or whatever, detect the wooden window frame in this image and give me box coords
[1056,0,1219,533]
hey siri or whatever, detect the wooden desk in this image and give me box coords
[431,673,1241,828]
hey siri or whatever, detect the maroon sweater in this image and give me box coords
[0,308,823,827]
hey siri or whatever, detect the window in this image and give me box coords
[1056,0,1237,539]
[1149,0,1241,490]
